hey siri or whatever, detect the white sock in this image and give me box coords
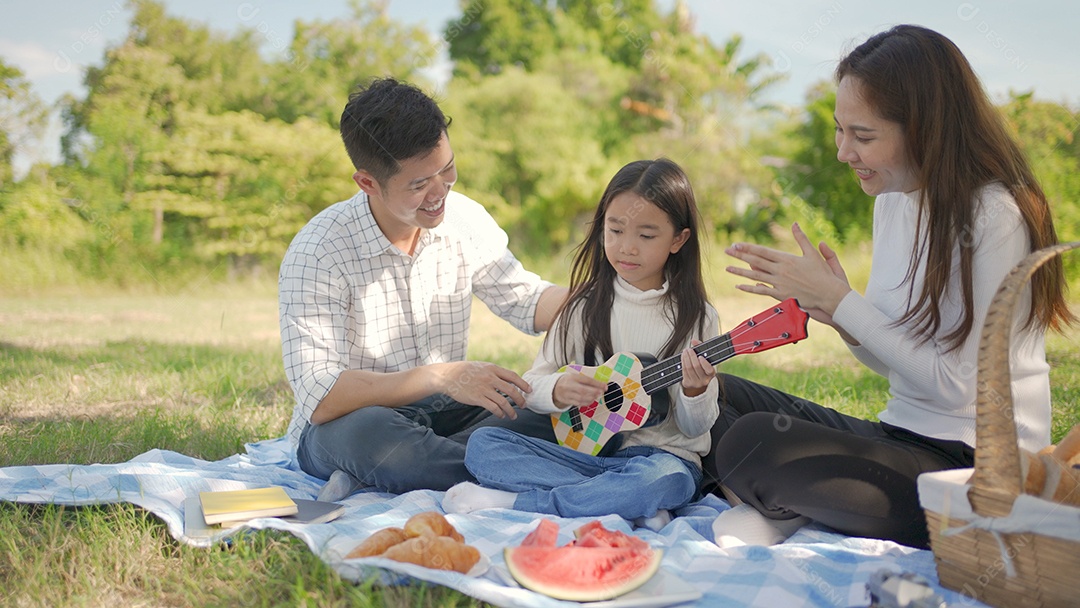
[316,469,364,503]
[711,504,809,548]
[442,482,517,514]
[633,509,673,532]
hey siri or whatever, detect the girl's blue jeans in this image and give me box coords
[464,426,701,520]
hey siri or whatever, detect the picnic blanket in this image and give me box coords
[0,437,985,607]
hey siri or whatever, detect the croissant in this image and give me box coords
[1038,453,1080,506]
[346,527,409,559]
[1052,424,1080,467]
[1020,448,1048,496]
[1018,423,1080,507]
[381,535,480,573]
[404,511,464,542]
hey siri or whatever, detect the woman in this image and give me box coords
[705,24,1073,548]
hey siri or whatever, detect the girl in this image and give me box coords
[442,158,719,529]
[706,25,1074,549]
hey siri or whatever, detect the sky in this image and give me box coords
[2,0,1078,172]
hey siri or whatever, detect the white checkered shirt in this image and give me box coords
[279,190,551,448]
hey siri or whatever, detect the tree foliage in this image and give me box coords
[445,0,781,249]
[771,84,870,243]
[1,0,1077,290]
[0,60,49,188]
[269,0,435,126]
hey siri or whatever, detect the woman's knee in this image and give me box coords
[713,412,791,474]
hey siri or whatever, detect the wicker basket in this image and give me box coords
[919,241,1080,608]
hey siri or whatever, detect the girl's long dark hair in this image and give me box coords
[549,158,710,364]
[837,25,1073,350]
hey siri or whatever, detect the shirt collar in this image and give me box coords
[350,191,445,259]
[613,275,670,304]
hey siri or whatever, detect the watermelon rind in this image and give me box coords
[503,545,662,601]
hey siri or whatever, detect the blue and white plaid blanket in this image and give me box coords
[0,437,984,607]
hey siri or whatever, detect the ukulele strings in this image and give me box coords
[640,307,790,392]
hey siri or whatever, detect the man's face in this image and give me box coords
[357,131,458,243]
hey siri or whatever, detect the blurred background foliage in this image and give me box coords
[1,0,1078,291]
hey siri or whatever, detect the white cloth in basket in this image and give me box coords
[918,468,1080,541]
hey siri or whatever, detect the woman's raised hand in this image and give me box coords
[725,223,852,326]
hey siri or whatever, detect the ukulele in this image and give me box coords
[551,298,810,455]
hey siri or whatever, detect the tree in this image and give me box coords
[0,60,49,188]
[444,67,615,249]
[70,42,187,246]
[270,0,436,127]
[447,0,560,76]
[770,83,869,243]
[446,0,781,244]
[136,106,353,271]
[1002,92,1080,275]
[448,0,670,77]
[126,0,268,116]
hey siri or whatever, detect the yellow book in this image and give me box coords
[199,486,298,525]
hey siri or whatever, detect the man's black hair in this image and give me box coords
[339,78,451,184]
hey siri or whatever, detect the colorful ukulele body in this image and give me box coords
[551,298,810,455]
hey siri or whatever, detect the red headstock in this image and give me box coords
[728,298,809,355]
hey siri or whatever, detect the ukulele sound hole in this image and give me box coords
[603,382,624,412]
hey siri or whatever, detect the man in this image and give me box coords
[279,78,566,499]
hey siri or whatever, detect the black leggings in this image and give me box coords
[702,374,974,548]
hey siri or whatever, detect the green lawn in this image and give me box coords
[1,279,1077,606]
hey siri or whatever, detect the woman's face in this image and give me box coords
[834,76,919,196]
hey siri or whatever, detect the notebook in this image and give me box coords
[198,486,298,524]
[184,497,345,537]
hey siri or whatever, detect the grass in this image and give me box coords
[1,261,1078,606]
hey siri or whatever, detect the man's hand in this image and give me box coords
[433,361,531,419]
[552,372,607,411]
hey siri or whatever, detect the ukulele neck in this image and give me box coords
[639,333,733,395]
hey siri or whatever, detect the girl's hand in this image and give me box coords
[725,222,852,323]
[680,340,716,398]
[553,372,607,410]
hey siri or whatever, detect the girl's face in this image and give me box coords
[603,192,690,292]
[834,76,919,196]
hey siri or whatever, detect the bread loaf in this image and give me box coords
[1038,453,1080,506]
[345,511,480,574]
[403,510,465,542]
[381,535,480,573]
[1019,448,1047,496]
[1019,424,1080,506]
[346,527,409,559]
[1052,424,1080,467]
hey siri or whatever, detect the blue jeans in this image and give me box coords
[464,426,702,520]
[296,395,557,494]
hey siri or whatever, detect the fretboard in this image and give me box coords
[640,333,735,395]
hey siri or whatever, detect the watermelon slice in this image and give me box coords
[520,518,560,547]
[504,545,662,601]
[505,521,660,601]
[572,521,649,550]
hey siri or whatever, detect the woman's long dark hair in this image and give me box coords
[549,158,710,364]
[837,25,1073,350]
